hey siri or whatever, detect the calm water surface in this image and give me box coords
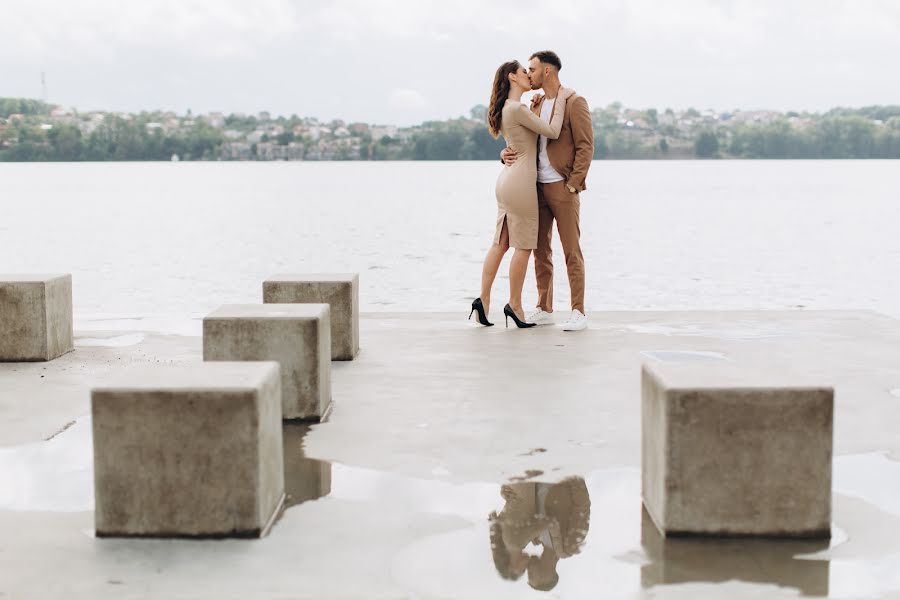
[2,160,899,330]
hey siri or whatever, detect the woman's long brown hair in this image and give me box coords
[488,61,520,139]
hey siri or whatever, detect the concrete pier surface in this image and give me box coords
[3,310,900,598]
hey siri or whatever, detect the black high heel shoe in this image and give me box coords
[469,298,494,327]
[504,304,536,329]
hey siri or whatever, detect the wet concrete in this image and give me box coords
[3,310,900,598]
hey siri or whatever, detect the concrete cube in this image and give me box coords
[0,274,73,361]
[641,363,833,538]
[263,274,359,361]
[91,361,285,538]
[203,304,331,421]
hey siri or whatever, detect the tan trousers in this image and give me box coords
[535,181,585,314]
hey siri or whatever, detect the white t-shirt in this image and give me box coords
[537,97,564,184]
[536,483,554,547]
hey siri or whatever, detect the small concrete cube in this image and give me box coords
[641,363,833,538]
[263,274,359,361]
[91,361,285,538]
[0,274,73,361]
[203,304,331,420]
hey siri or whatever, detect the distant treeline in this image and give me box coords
[0,98,53,118]
[1,98,899,161]
[1,118,225,162]
[691,116,900,160]
[375,124,507,161]
[0,118,507,162]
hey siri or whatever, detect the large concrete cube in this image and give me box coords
[641,363,833,538]
[91,361,285,538]
[263,274,359,361]
[203,304,331,420]
[0,274,73,361]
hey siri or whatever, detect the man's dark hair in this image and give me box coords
[529,50,562,71]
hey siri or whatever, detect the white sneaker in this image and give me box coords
[525,308,554,326]
[560,310,588,331]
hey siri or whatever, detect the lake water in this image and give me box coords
[2,160,899,331]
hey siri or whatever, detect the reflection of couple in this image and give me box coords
[489,477,591,591]
[470,50,594,331]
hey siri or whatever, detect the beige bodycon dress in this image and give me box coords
[494,98,568,249]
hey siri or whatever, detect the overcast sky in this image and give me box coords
[2,0,899,125]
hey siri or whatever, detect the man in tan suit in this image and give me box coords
[488,477,591,591]
[502,50,594,331]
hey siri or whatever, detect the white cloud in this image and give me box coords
[389,89,428,110]
[1,0,302,60]
[0,0,898,123]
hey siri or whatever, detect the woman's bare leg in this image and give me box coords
[508,248,532,319]
[480,220,510,314]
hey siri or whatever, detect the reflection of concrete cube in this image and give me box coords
[642,363,833,538]
[203,304,331,420]
[0,274,73,361]
[263,274,359,361]
[92,362,284,538]
[282,423,332,509]
[639,507,829,596]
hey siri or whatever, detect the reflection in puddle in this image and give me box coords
[489,478,590,592]
[641,350,730,363]
[282,423,331,509]
[640,508,830,596]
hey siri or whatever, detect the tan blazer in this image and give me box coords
[533,93,594,192]
[543,477,591,558]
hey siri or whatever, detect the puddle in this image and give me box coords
[833,452,900,517]
[0,416,94,511]
[74,314,202,336]
[76,333,146,347]
[5,423,900,597]
[890,388,900,398]
[626,323,788,341]
[641,350,730,363]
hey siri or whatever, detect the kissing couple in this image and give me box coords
[469,50,594,331]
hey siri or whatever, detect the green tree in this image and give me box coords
[460,127,505,160]
[695,130,719,158]
[0,98,52,118]
[47,123,83,160]
[412,129,465,160]
[593,131,609,159]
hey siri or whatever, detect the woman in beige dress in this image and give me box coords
[469,60,574,328]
